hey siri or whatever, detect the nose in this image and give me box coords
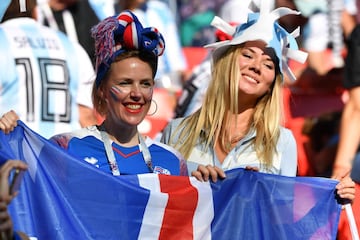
[129,84,142,99]
[249,58,261,74]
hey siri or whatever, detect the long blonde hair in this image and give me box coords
[171,45,284,170]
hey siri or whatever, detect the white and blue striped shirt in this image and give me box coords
[0,17,95,138]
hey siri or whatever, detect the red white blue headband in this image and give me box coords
[205,0,308,82]
[91,10,165,88]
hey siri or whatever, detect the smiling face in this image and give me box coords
[237,40,276,101]
[101,57,154,128]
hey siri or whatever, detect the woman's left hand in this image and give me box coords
[335,175,356,203]
[191,164,226,182]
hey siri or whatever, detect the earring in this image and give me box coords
[147,99,158,116]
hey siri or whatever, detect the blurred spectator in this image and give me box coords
[177,0,227,47]
[37,0,100,67]
[302,111,342,177]
[219,0,268,24]
[275,0,308,33]
[332,24,360,179]
[293,0,357,76]
[0,0,97,138]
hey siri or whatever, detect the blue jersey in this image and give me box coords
[50,126,188,176]
[0,18,94,138]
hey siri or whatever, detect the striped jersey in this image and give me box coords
[0,17,95,138]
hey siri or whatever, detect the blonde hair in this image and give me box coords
[171,45,283,170]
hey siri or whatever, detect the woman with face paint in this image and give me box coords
[161,1,355,201]
[0,10,188,176]
[50,10,188,176]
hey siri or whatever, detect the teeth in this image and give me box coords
[127,104,141,110]
[244,75,258,83]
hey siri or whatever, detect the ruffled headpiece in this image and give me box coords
[91,10,165,87]
[205,0,308,82]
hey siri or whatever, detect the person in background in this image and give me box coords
[0,160,29,240]
[332,21,360,181]
[0,10,188,176]
[331,16,360,239]
[177,0,227,47]
[161,0,355,202]
[0,0,97,139]
[37,0,100,66]
[301,111,342,177]
[292,0,357,76]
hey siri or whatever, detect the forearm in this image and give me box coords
[333,91,360,176]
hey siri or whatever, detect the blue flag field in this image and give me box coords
[0,121,342,239]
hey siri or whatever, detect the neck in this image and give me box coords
[225,108,254,137]
[101,120,139,147]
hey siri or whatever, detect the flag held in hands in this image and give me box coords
[0,121,341,239]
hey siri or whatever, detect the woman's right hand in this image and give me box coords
[0,160,28,203]
[191,164,226,182]
[0,110,19,134]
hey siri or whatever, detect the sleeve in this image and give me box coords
[279,128,298,177]
[74,43,95,109]
[49,133,71,150]
[160,117,185,144]
[160,122,172,145]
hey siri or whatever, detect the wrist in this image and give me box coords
[13,231,21,240]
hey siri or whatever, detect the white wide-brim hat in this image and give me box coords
[205,0,308,82]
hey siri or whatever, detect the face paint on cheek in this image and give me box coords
[110,86,123,101]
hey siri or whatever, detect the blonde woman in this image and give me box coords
[161,1,355,201]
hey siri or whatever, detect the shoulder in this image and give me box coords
[147,137,182,158]
[167,117,185,129]
[50,126,100,149]
[161,117,186,144]
[277,127,296,149]
[279,127,295,141]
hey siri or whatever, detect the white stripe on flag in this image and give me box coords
[190,177,213,240]
[138,174,168,239]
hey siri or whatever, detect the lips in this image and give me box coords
[243,75,259,84]
[124,103,143,113]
